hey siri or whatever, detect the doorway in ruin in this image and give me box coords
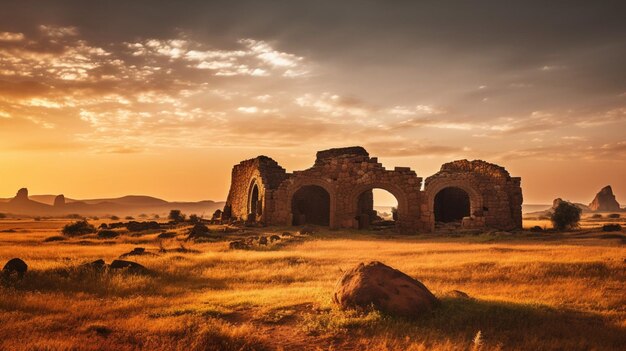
[248,182,261,218]
[291,185,330,226]
[434,187,470,223]
[356,188,398,230]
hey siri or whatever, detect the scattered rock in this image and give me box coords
[229,240,249,250]
[269,235,281,242]
[589,185,621,212]
[602,224,622,232]
[126,221,160,232]
[530,226,543,232]
[119,247,158,258]
[187,223,212,240]
[109,260,150,275]
[78,259,107,272]
[299,225,315,235]
[447,290,470,298]
[333,261,439,318]
[282,232,292,237]
[3,258,28,278]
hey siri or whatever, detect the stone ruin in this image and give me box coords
[222,146,523,233]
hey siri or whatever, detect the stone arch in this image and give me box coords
[425,180,483,230]
[247,178,262,218]
[348,182,410,231]
[285,178,336,227]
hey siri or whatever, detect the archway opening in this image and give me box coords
[249,183,260,217]
[434,187,470,223]
[291,185,330,226]
[356,188,398,230]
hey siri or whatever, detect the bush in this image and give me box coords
[607,213,621,219]
[189,214,202,224]
[550,201,581,230]
[591,214,602,219]
[169,209,186,223]
[66,214,82,219]
[62,220,96,236]
[125,216,134,220]
[0,213,6,219]
[602,224,622,232]
[110,215,120,220]
[530,225,543,232]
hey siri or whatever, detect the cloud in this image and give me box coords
[497,140,626,161]
[366,140,469,158]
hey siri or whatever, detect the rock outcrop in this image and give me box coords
[54,194,66,207]
[332,261,439,318]
[10,188,29,203]
[588,186,621,212]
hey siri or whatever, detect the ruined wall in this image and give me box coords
[268,147,425,232]
[422,160,523,231]
[224,156,287,222]
[223,148,522,233]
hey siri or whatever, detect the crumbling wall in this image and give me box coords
[422,160,523,231]
[224,156,287,222]
[268,147,424,232]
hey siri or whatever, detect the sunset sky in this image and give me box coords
[1,1,625,205]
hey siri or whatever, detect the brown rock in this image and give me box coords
[109,260,150,275]
[332,261,439,318]
[589,185,621,212]
[3,258,28,278]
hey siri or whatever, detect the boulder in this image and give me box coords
[11,188,29,203]
[589,186,621,212]
[299,225,315,235]
[229,240,249,250]
[119,247,158,258]
[269,235,281,242]
[187,223,212,240]
[109,260,150,275]
[3,258,28,278]
[332,261,439,318]
[258,236,268,245]
[78,259,107,272]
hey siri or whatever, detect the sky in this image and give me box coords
[0,0,625,206]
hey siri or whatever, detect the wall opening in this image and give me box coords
[291,185,330,226]
[248,183,260,217]
[434,187,470,223]
[356,188,398,230]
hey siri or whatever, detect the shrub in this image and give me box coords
[125,216,134,220]
[169,209,186,223]
[110,215,120,220]
[550,201,581,230]
[530,225,543,232]
[189,214,202,224]
[43,235,66,242]
[62,220,96,236]
[138,213,148,218]
[153,214,160,219]
[0,213,6,219]
[66,214,82,219]
[607,213,621,219]
[602,224,622,232]
[591,214,602,219]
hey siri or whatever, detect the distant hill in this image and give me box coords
[0,188,224,218]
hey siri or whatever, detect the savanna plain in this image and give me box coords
[0,217,625,351]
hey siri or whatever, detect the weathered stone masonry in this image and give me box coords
[223,147,523,233]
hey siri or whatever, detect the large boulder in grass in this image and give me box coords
[3,258,28,278]
[332,261,439,318]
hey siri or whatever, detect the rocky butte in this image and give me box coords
[588,185,621,212]
[221,146,523,233]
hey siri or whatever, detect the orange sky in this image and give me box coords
[0,3,625,206]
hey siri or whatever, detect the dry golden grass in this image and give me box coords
[0,219,624,350]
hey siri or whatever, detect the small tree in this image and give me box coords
[550,201,581,230]
[168,209,186,223]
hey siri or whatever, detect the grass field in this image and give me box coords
[0,218,625,350]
